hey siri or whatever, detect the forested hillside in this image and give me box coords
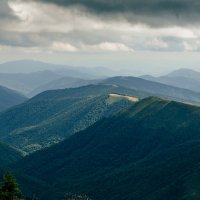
[0,85,142,154]
[13,97,200,200]
[0,143,22,167]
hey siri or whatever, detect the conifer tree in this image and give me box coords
[0,172,24,200]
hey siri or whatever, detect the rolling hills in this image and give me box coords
[13,96,200,200]
[0,84,144,154]
[0,86,27,112]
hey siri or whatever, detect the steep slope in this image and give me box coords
[102,76,200,104]
[14,97,200,200]
[0,85,144,154]
[28,77,100,97]
[141,68,200,93]
[0,85,27,112]
[0,142,22,167]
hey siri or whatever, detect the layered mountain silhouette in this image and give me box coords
[0,71,62,95]
[0,60,111,95]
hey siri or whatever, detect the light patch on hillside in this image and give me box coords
[108,93,139,104]
[102,84,119,87]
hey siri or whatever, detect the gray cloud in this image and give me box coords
[36,0,200,27]
[0,0,199,73]
[0,0,18,21]
[0,32,49,47]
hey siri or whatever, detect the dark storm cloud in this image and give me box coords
[36,0,200,26]
[36,0,187,13]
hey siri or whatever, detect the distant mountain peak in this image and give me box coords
[167,68,200,78]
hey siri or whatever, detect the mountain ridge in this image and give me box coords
[0,84,144,154]
[12,96,200,200]
[102,76,200,105]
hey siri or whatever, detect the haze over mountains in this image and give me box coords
[1,60,200,102]
[0,60,111,96]
[0,60,143,77]
[1,60,200,199]
[0,71,62,95]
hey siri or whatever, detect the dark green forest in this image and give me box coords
[1,85,200,199]
[0,85,143,154]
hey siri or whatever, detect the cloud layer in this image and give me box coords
[0,0,200,57]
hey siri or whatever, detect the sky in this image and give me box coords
[1,0,200,75]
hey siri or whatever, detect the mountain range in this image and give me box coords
[1,61,200,200]
[0,60,103,95]
[29,72,200,101]
[1,60,200,105]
